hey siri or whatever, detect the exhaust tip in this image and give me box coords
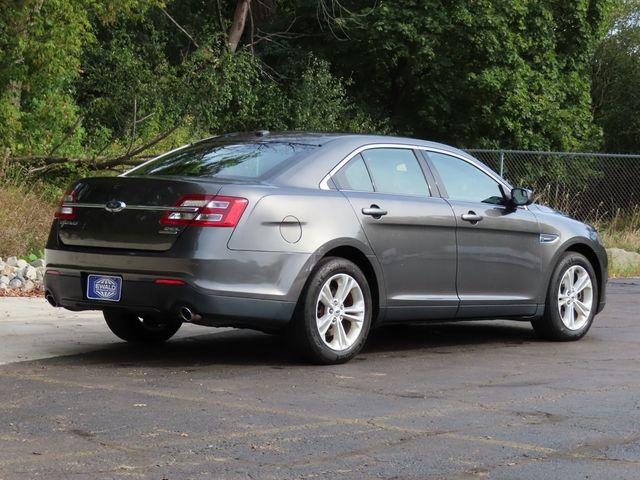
[179,306,201,323]
[179,306,193,322]
[45,292,58,307]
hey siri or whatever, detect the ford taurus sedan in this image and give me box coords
[44,132,607,364]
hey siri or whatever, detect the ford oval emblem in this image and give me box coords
[105,200,126,213]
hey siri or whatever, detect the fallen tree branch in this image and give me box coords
[14,123,183,173]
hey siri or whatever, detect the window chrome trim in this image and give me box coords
[121,143,193,177]
[319,143,512,193]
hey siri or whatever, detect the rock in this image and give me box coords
[0,256,48,294]
[607,248,640,271]
[23,265,38,280]
[1,264,14,276]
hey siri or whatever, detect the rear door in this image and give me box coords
[333,147,458,321]
[424,151,542,318]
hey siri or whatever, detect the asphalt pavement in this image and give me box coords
[0,279,639,479]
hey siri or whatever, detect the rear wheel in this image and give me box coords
[103,310,182,343]
[532,252,597,341]
[290,257,372,364]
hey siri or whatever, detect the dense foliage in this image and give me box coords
[592,0,640,153]
[0,0,635,175]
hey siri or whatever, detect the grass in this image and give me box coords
[598,207,640,253]
[0,159,57,258]
[597,208,640,278]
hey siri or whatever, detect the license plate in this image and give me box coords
[86,274,122,302]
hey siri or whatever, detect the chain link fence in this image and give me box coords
[465,149,640,223]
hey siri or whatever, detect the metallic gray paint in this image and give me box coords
[44,132,607,330]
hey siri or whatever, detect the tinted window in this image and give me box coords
[361,148,429,196]
[333,155,374,192]
[128,141,316,179]
[429,152,504,204]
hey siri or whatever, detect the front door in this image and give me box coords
[425,151,542,318]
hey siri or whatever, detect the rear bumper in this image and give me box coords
[44,269,298,331]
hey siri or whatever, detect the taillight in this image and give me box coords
[54,187,78,220]
[160,195,248,227]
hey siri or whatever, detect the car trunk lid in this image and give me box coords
[57,177,224,251]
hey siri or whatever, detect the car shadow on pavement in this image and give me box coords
[365,321,536,353]
[34,321,538,368]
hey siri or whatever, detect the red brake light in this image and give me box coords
[160,195,248,228]
[54,187,78,220]
[154,279,186,285]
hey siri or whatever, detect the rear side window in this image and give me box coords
[127,142,317,179]
[361,148,429,196]
[333,155,374,192]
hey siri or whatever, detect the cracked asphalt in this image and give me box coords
[0,278,639,479]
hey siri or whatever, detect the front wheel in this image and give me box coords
[290,257,373,364]
[104,310,182,343]
[532,252,598,341]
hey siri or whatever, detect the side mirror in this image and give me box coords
[510,187,534,207]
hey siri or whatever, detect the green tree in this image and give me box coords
[592,0,640,153]
[0,0,158,157]
[270,0,609,150]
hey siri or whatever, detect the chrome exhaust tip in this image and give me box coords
[179,306,201,323]
[45,292,58,308]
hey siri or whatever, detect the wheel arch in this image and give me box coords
[543,240,605,309]
[293,239,386,325]
[321,245,383,324]
[563,243,604,305]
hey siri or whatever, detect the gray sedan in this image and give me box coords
[44,132,607,364]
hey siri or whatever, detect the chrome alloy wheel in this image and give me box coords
[557,265,593,330]
[315,273,365,351]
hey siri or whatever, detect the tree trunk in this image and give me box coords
[227,0,251,53]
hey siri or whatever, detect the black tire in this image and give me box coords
[103,310,182,343]
[289,257,373,364]
[532,252,598,341]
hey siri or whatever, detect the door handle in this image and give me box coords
[362,205,388,219]
[461,211,482,224]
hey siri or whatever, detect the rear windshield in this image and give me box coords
[127,141,317,179]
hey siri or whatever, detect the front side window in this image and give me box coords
[360,148,430,196]
[428,152,504,204]
[127,141,317,179]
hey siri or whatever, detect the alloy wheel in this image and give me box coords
[315,273,365,351]
[557,265,593,330]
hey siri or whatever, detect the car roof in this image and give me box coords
[199,131,465,152]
